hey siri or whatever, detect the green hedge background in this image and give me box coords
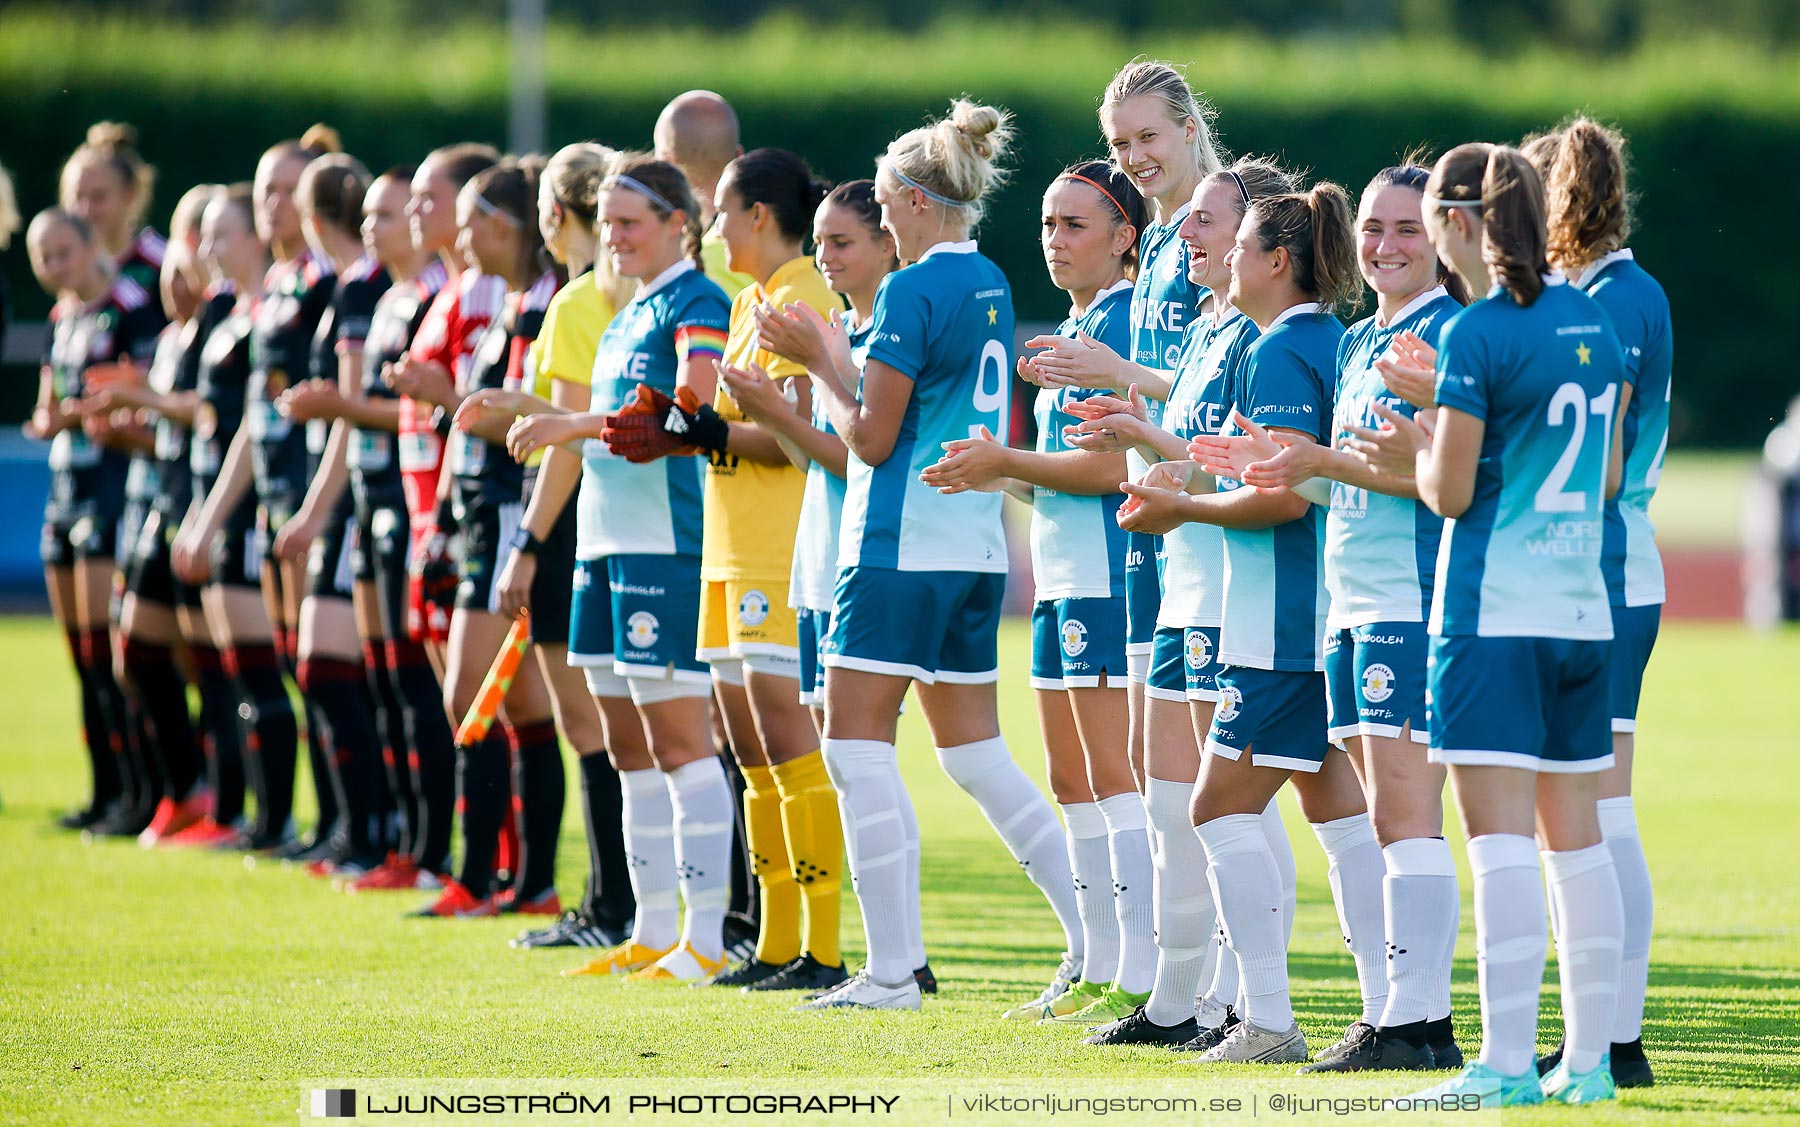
[3,14,1795,446]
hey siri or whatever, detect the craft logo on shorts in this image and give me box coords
[738,589,770,628]
[1362,663,1396,703]
[309,1088,355,1118]
[1184,629,1212,671]
[627,611,660,650]
[1061,618,1089,657]
[1216,684,1243,723]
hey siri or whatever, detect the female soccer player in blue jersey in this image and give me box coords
[1350,144,1627,1107]
[506,157,737,982]
[1060,158,1301,1049]
[1031,62,1225,810]
[735,180,910,995]
[1193,164,1471,1071]
[1119,182,1384,1065]
[753,100,1081,1012]
[1525,119,1670,1091]
[919,160,1152,1024]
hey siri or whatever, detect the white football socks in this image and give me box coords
[1143,777,1214,1025]
[1598,796,1653,1043]
[1468,833,1547,1077]
[1198,812,1293,1033]
[1062,801,1118,984]
[1379,836,1461,1027]
[937,737,1082,960]
[1545,842,1625,1074]
[1098,791,1157,994]
[619,767,679,951]
[665,757,734,961]
[823,738,916,985]
[1261,796,1298,945]
[1311,813,1390,1025]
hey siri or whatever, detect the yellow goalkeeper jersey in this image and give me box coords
[700,255,844,581]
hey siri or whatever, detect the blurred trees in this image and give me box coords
[27,0,1800,49]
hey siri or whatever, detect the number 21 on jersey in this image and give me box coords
[1535,381,1618,514]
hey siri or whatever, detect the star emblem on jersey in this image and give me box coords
[987,305,998,326]
[1576,342,1592,365]
[1184,629,1212,671]
[1362,663,1396,704]
[627,611,660,649]
[1060,619,1089,657]
[738,589,770,628]
[1216,685,1243,723]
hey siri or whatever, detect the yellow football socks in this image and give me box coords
[771,750,844,968]
[742,764,801,966]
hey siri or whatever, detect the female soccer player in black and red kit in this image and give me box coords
[270,154,396,875]
[170,184,278,848]
[88,184,227,845]
[27,205,167,832]
[406,157,567,918]
[282,167,454,892]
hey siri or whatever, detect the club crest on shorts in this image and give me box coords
[738,589,770,627]
[1362,663,1396,703]
[627,610,660,649]
[1184,629,1212,671]
[1060,618,1088,657]
[1216,684,1243,723]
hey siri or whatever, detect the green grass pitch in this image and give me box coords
[2,616,1796,1125]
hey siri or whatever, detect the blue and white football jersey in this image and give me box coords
[1431,278,1625,640]
[1217,305,1341,672]
[838,241,1014,573]
[1031,280,1132,600]
[1158,307,1259,629]
[1325,287,1461,628]
[578,260,730,559]
[788,319,872,611]
[1126,205,1206,465]
[1578,250,1672,608]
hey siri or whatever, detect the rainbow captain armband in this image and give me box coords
[674,323,728,364]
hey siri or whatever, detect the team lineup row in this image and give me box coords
[21,58,1668,1108]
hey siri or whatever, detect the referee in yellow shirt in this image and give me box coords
[670,148,849,993]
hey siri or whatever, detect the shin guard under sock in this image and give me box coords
[504,719,564,901]
[191,642,247,825]
[364,640,412,854]
[224,641,297,838]
[119,637,202,796]
[297,656,384,856]
[577,750,633,926]
[386,639,455,871]
[454,732,509,895]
